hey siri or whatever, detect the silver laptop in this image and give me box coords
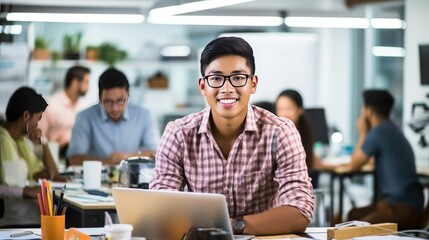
[112,187,239,239]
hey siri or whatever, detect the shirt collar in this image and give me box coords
[99,103,130,122]
[198,105,258,134]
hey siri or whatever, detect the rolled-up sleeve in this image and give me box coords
[273,124,314,222]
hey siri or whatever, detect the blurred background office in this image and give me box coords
[1,0,429,223]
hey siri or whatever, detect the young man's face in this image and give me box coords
[198,55,258,121]
[100,87,128,122]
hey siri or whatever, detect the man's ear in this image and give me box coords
[198,77,207,96]
[250,75,258,94]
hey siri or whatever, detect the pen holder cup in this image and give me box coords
[41,214,65,240]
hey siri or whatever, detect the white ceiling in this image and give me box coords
[0,0,403,17]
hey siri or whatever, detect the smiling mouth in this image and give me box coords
[218,98,238,104]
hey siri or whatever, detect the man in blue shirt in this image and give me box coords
[338,89,423,230]
[67,68,159,165]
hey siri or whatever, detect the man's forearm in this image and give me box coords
[242,205,309,235]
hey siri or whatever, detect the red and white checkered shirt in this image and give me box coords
[150,105,314,221]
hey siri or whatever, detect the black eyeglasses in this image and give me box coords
[102,98,127,108]
[203,74,253,88]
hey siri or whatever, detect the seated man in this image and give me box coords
[338,89,423,230]
[0,87,65,227]
[39,65,91,157]
[67,68,159,165]
[150,37,314,235]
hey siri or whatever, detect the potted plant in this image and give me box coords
[98,42,127,66]
[33,36,51,60]
[63,32,82,60]
[86,45,99,61]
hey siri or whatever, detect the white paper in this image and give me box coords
[0,230,40,239]
[66,194,114,202]
[50,181,82,190]
[353,236,419,239]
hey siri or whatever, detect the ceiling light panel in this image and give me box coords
[149,0,255,16]
[7,13,144,24]
[148,15,283,26]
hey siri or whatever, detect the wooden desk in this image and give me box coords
[58,190,116,228]
[0,227,330,239]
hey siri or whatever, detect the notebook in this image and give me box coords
[112,187,251,239]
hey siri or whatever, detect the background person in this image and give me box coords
[39,66,90,158]
[275,89,324,187]
[0,87,65,227]
[337,89,423,230]
[151,37,314,235]
[67,68,159,166]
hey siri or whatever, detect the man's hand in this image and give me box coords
[23,186,41,199]
[357,113,370,135]
[335,164,352,173]
[105,152,129,165]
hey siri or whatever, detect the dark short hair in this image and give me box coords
[5,87,48,121]
[200,37,255,76]
[276,89,303,108]
[64,66,90,88]
[363,89,394,118]
[98,68,130,98]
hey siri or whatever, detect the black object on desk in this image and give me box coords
[84,189,109,197]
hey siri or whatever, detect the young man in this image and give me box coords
[67,68,159,166]
[150,37,314,235]
[39,66,90,157]
[338,89,423,230]
[0,87,64,227]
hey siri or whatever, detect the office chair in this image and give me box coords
[0,199,4,219]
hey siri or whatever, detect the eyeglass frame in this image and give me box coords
[101,97,128,108]
[202,74,254,88]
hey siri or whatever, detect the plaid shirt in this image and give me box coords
[150,105,314,221]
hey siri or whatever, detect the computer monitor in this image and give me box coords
[420,44,429,85]
[305,108,330,145]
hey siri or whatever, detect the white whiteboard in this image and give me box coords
[219,33,319,106]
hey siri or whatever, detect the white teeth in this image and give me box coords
[219,99,236,104]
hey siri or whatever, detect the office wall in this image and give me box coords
[29,22,356,144]
[404,0,429,165]
[317,28,353,145]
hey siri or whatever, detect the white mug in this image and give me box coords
[83,161,102,189]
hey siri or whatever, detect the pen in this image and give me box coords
[10,231,33,237]
[56,185,66,215]
[61,204,68,215]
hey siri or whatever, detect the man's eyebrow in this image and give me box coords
[206,69,247,75]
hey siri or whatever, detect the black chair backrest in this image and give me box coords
[0,199,4,218]
[305,108,330,145]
